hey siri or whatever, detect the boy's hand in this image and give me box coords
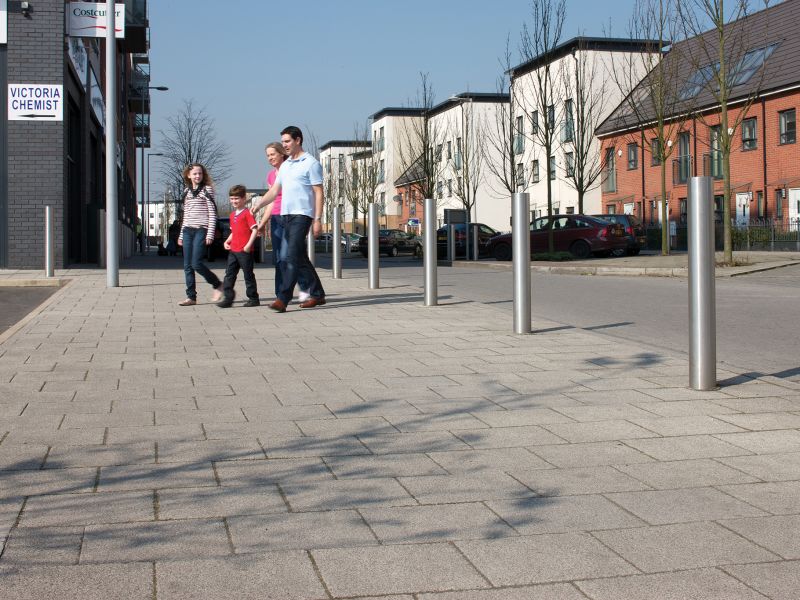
[223,241,231,250]
[243,244,252,253]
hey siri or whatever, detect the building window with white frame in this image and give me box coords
[547,104,555,131]
[565,152,574,177]
[627,143,638,170]
[447,179,452,197]
[779,109,795,145]
[455,137,463,170]
[378,159,385,183]
[516,163,525,190]
[446,141,452,160]
[548,156,556,180]
[741,117,757,150]
[514,116,525,154]
[437,180,443,199]
[532,160,540,183]
[564,99,574,143]
[531,110,539,135]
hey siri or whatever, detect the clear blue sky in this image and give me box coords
[148,0,636,193]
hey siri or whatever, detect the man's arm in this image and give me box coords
[312,184,324,237]
[252,183,280,214]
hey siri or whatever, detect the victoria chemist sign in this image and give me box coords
[67,3,125,38]
[8,84,63,121]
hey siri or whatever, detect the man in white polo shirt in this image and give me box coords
[253,126,325,312]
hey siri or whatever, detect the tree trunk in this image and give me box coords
[660,159,669,255]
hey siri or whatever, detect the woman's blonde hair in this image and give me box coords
[182,163,214,188]
[265,142,288,160]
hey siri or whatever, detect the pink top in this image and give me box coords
[267,169,283,215]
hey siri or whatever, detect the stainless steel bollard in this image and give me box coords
[471,223,480,261]
[447,224,456,262]
[45,206,54,277]
[688,176,717,390]
[98,209,106,268]
[307,229,315,267]
[332,206,342,279]
[512,193,531,334]
[423,198,437,306]
[368,202,379,289]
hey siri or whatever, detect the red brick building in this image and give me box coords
[596,1,800,230]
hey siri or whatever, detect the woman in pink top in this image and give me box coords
[259,142,310,299]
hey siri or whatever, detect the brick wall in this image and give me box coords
[6,0,65,268]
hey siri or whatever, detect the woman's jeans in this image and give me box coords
[182,227,221,301]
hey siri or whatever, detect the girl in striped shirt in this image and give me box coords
[177,163,223,306]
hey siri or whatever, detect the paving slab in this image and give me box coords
[155,554,327,600]
[719,481,800,515]
[721,515,800,559]
[724,560,800,600]
[323,453,447,478]
[281,477,417,511]
[398,473,535,504]
[311,543,490,597]
[0,563,154,600]
[428,447,554,473]
[615,458,760,488]
[156,484,287,519]
[456,532,636,586]
[717,452,800,481]
[575,567,769,600]
[20,490,154,527]
[529,441,654,468]
[0,526,84,565]
[417,585,587,600]
[507,466,651,496]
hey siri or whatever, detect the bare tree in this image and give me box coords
[677,0,770,265]
[561,39,609,214]
[397,73,446,204]
[450,99,486,223]
[348,133,380,234]
[518,0,567,252]
[608,0,686,255]
[303,126,321,160]
[485,37,521,199]
[158,99,232,206]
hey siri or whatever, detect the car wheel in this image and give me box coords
[413,245,422,258]
[493,243,512,261]
[389,245,399,257]
[570,240,591,259]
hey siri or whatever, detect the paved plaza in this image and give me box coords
[1,257,799,599]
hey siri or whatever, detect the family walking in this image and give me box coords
[176,125,326,312]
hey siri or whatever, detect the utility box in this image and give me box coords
[443,208,467,225]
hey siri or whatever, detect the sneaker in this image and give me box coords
[216,300,233,308]
[297,290,311,302]
[178,298,196,306]
[243,299,260,307]
[211,286,223,303]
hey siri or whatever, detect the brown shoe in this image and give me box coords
[178,298,197,306]
[269,299,287,313]
[299,296,326,309]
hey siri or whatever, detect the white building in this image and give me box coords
[510,37,658,217]
[319,140,372,230]
[423,92,511,231]
[370,107,425,228]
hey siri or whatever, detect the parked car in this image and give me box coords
[487,214,627,260]
[358,229,423,257]
[436,223,500,258]
[314,233,347,252]
[345,233,363,251]
[592,213,647,255]
[207,217,263,262]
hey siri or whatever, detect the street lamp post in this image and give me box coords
[139,86,168,254]
[146,153,164,250]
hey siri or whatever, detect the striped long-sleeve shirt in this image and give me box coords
[178,185,217,244]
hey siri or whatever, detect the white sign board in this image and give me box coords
[67,3,125,39]
[8,84,63,121]
[1,0,7,45]
[67,37,89,88]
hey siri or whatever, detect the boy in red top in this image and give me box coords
[218,185,260,308]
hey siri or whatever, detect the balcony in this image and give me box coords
[601,169,617,193]
[128,64,150,114]
[135,113,151,148]
[119,0,149,54]
[672,155,692,185]
[702,151,723,180]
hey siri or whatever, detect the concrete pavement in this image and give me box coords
[1,256,799,598]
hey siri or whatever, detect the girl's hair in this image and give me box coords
[265,142,288,159]
[182,163,214,188]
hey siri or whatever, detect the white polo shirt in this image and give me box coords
[275,152,323,217]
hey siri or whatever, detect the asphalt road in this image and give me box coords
[0,287,59,335]
[332,256,800,382]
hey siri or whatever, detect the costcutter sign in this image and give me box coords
[67,3,125,38]
[8,84,64,121]
[1,0,7,45]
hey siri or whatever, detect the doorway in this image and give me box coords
[735,192,751,226]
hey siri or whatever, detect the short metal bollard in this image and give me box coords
[688,176,717,390]
[447,224,456,263]
[424,198,437,306]
[45,206,55,277]
[368,202,379,289]
[307,229,315,267]
[471,223,480,261]
[332,206,342,279]
[512,193,531,334]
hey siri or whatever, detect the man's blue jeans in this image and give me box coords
[182,227,221,301]
[277,215,325,304]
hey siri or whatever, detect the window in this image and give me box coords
[565,206,575,214]
[532,160,540,183]
[446,141,452,160]
[779,109,796,144]
[564,99,574,143]
[378,127,385,151]
[714,194,724,222]
[514,116,525,154]
[549,156,556,181]
[531,111,539,135]
[741,118,757,150]
[338,154,344,172]
[455,137,463,170]
[447,179,452,197]
[338,178,344,198]
[757,191,765,218]
[565,152,574,177]
[547,104,555,131]
[437,180,443,199]
[602,148,616,193]
[436,144,443,162]
[776,189,783,218]
[149,212,154,218]
[378,159,385,183]
[627,143,638,170]
[679,43,778,100]
[679,199,687,224]
[651,138,662,166]
[606,204,616,215]
[516,163,525,189]
[709,126,722,179]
